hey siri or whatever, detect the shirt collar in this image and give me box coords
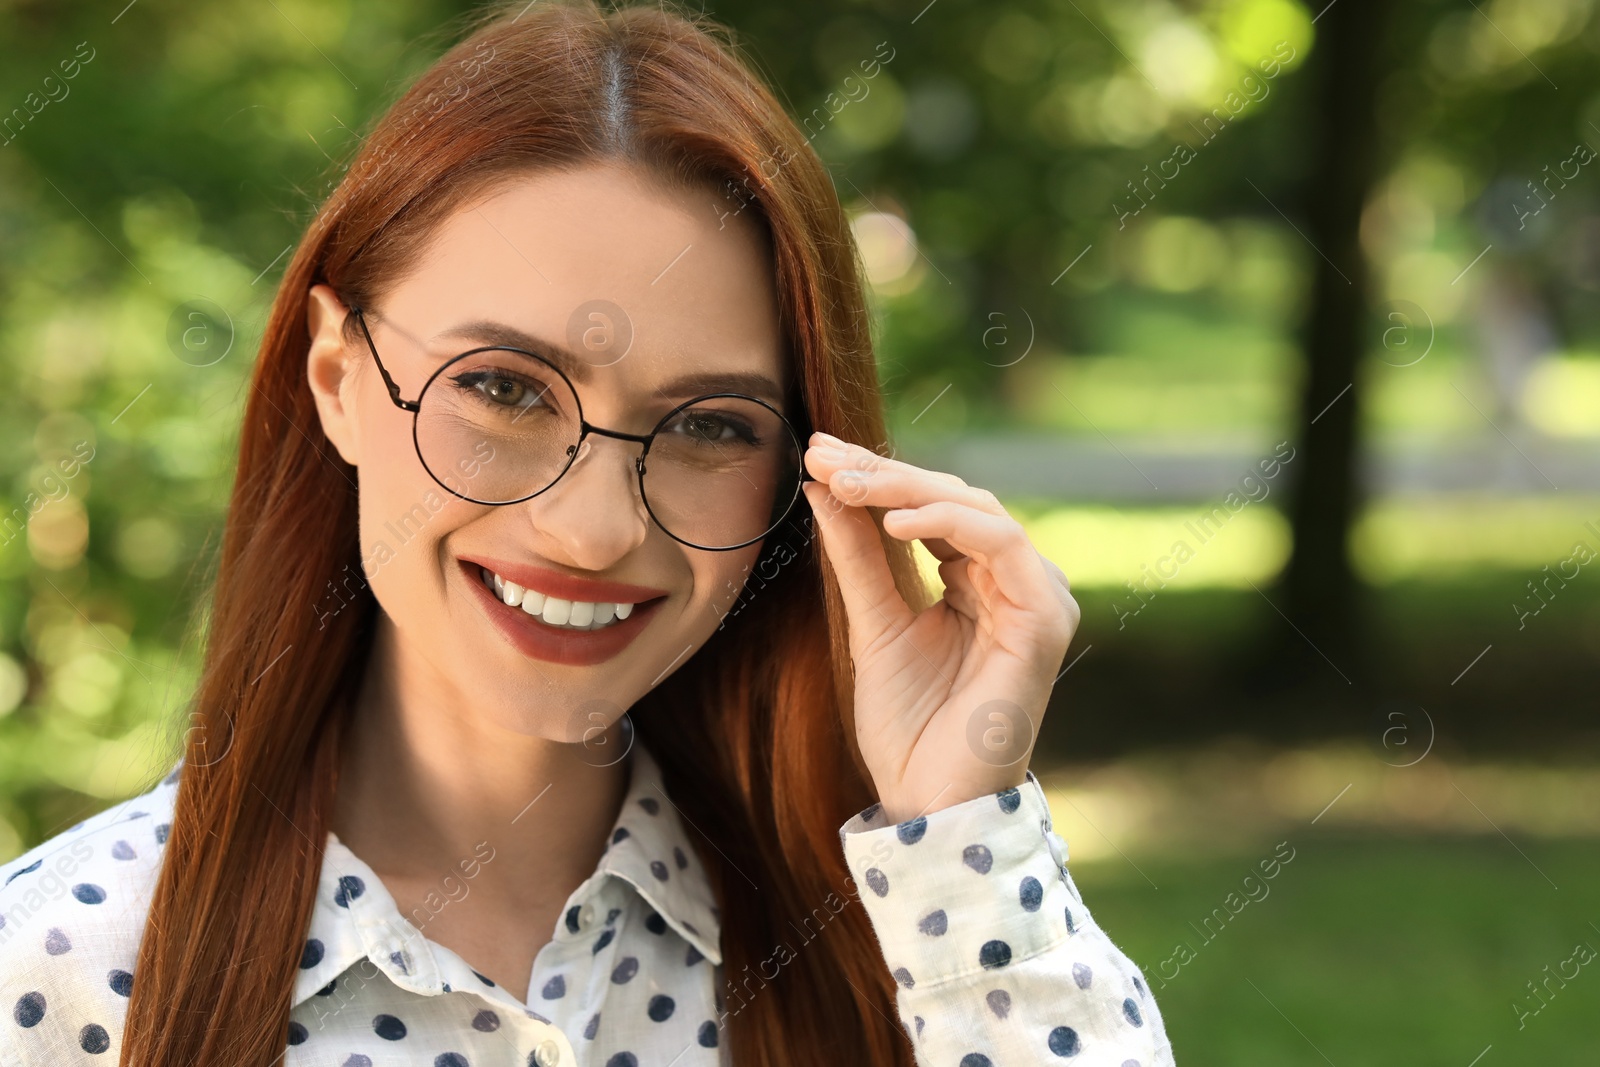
[593,737,723,967]
[288,735,723,1009]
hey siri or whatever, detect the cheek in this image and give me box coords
[352,394,459,607]
[688,545,761,626]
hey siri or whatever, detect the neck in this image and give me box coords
[331,615,631,913]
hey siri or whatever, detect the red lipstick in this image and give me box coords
[459,558,668,667]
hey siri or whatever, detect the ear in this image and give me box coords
[306,283,362,467]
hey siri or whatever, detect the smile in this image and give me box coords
[478,566,638,631]
[458,557,670,667]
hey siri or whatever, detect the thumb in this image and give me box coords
[804,481,912,653]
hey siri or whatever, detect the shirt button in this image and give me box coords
[534,1038,562,1067]
[577,903,597,930]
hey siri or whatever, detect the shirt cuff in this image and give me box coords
[836,771,1080,988]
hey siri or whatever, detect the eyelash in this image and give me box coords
[448,367,764,447]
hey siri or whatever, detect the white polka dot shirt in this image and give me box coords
[0,740,1175,1065]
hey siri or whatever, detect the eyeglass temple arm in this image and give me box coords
[347,305,420,413]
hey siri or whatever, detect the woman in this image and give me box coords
[0,2,1175,1065]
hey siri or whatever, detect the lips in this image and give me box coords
[464,556,670,604]
[458,558,668,667]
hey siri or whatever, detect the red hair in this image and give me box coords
[121,2,929,1065]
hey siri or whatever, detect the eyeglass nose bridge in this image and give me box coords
[569,421,654,481]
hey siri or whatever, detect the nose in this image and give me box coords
[521,432,652,570]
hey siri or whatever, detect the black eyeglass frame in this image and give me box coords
[346,304,814,552]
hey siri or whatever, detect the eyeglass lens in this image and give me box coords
[414,348,802,550]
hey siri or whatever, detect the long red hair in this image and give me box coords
[121,2,928,1065]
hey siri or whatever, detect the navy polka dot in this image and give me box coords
[14,992,45,1027]
[111,840,136,860]
[45,928,71,955]
[5,859,41,885]
[472,969,495,986]
[647,994,675,1021]
[644,910,666,935]
[1123,998,1143,1026]
[915,1015,925,1036]
[300,939,324,969]
[612,956,639,983]
[343,1057,372,1067]
[979,940,1012,969]
[673,845,688,869]
[862,802,882,821]
[542,975,566,999]
[1019,875,1043,911]
[896,816,927,845]
[80,1023,110,1054]
[997,787,1022,813]
[1073,962,1092,989]
[155,822,170,844]
[287,1021,308,1045]
[374,1013,407,1040]
[1064,905,1077,934]
[565,905,583,933]
[917,909,947,936]
[334,875,365,907]
[472,1009,499,1031]
[697,1019,718,1047]
[638,796,660,815]
[610,827,630,844]
[317,979,338,996]
[605,1055,637,1067]
[1048,1026,1081,1056]
[435,1054,469,1067]
[892,967,915,989]
[71,880,106,902]
[592,928,616,953]
[649,860,669,881]
[685,943,704,966]
[1133,975,1145,997]
[109,970,134,997]
[986,989,1011,1018]
[963,844,994,874]
[605,906,621,925]
[960,1055,992,1067]
[864,868,889,897]
[583,1012,601,1039]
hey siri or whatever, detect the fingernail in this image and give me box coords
[808,445,847,461]
[811,431,846,447]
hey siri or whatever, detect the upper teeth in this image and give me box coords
[481,567,639,630]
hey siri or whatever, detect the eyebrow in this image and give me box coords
[430,319,788,408]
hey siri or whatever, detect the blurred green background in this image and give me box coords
[1,0,1597,1061]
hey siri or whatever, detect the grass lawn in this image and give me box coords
[1076,832,1600,1064]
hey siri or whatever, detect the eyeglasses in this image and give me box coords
[346,306,811,551]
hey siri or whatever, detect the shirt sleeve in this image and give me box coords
[837,770,1177,1066]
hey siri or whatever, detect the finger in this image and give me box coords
[938,556,983,620]
[880,501,1053,612]
[804,440,972,496]
[802,481,915,651]
[818,460,1009,518]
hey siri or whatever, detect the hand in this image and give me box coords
[801,431,1081,825]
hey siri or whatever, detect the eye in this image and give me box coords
[448,366,552,412]
[670,411,757,446]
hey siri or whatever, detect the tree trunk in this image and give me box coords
[1276,0,1388,684]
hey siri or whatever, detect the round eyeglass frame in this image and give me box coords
[346,305,814,552]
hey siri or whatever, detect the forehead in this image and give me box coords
[390,164,786,390]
